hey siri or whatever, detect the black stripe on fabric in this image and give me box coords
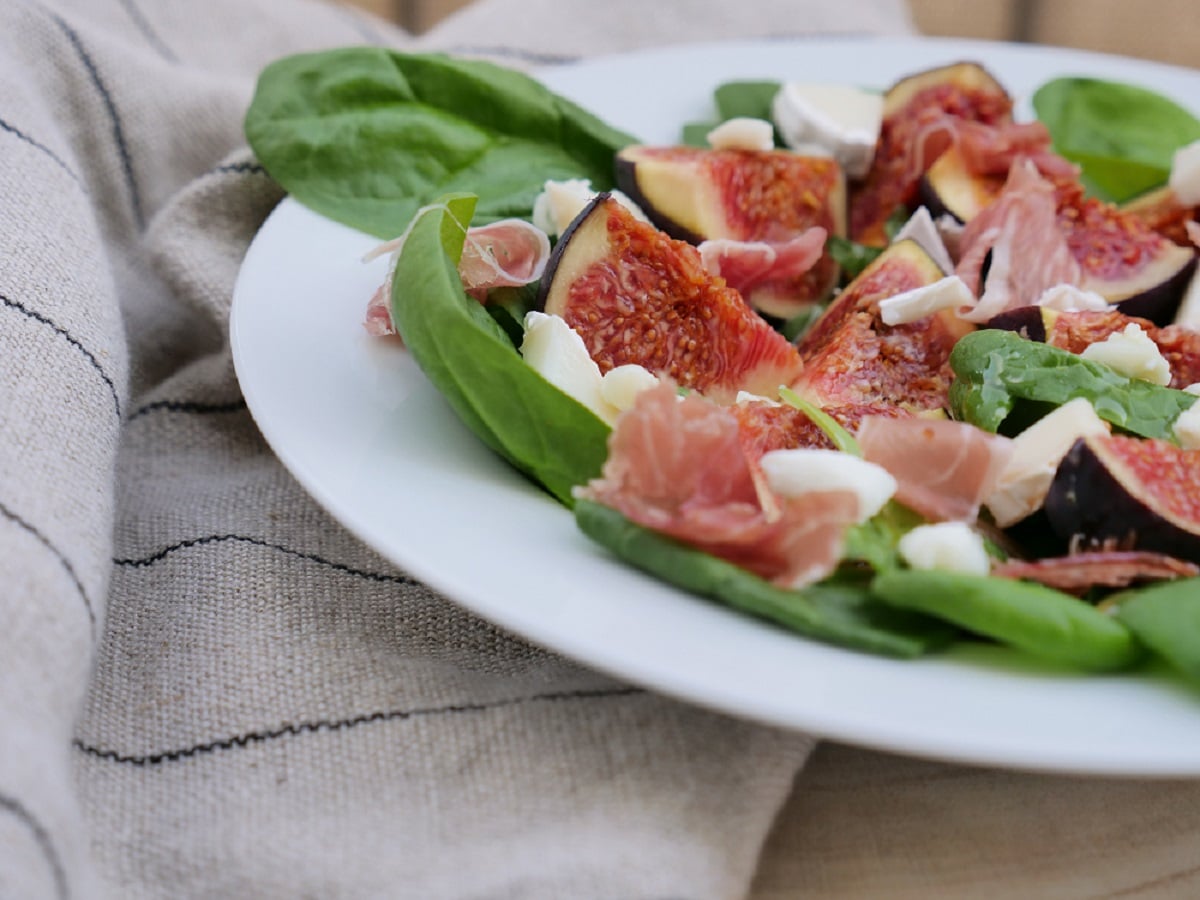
[0,115,81,185]
[126,398,246,422]
[114,0,178,63]
[47,9,144,230]
[211,161,268,177]
[113,533,420,586]
[439,45,581,66]
[74,686,644,766]
[0,792,70,900]
[1,292,122,418]
[0,498,97,634]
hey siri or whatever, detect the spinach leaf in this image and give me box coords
[575,499,955,658]
[680,80,783,147]
[949,329,1197,441]
[245,47,636,239]
[389,194,611,505]
[827,235,884,280]
[1114,578,1200,681]
[1033,77,1200,203]
[714,80,782,121]
[871,570,1142,672]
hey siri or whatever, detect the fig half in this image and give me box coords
[1045,433,1200,564]
[613,145,845,318]
[537,194,804,402]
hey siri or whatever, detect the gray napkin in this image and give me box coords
[0,0,912,897]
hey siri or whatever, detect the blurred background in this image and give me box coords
[341,0,1198,68]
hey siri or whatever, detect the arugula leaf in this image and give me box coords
[575,499,954,658]
[779,387,861,455]
[245,48,636,239]
[949,329,1197,441]
[1033,77,1200,203]
[388,194,611,505]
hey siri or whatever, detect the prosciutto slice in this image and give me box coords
[697,228,827,299]
[364,217,551,336]
[993,551,1199,594]
[955,159,1081,322]
[577,383,860,588]
[857,416,1014,522]
[957,120,1079,181]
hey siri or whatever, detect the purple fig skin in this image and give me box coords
[613,151,703,243]
[534,192,608,313]
[985,306,1047,342]
[1044,436,1200,564]
[1110,253,1197,327]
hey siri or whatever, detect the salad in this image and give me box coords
[245,45,1200,685]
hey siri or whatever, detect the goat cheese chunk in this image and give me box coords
[878,275,974,326]
[985,397,1110,527]
[532,179,648,238]
[898,522,991,575]
[1169,139,1200,207]
[520,311,618,424]
[1079,323,1172,386]
[1173,399,1200,450]
[759,449,896,523]
[706,117,775,152]
[772,83,883,179]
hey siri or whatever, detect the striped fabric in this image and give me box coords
[0,0,917,898]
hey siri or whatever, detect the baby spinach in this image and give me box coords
[871,570,1142,672]
[1033,77,1200,203]
[245,47,636,239]
[1114,578,1200,681]
[388,194,610,505]
[681,80,782,147]
[574,499,955,658]
[949,329,1196,441]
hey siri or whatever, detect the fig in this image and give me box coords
[538,194,804,402]
[849,61,1012,246]
[791,238,972,411]
[613,145,846,317]
[924,158,1197,324]
[1121,185,1200,248]
[1045,433,1200,565]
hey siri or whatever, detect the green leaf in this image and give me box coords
[575,500,954,658]
[949,329,1197,441]
[827,235,884,280]
[714,80,781,122]
[778,387,860,455]
[871,569,1142,672]
[245,47,636,239]
[1033,77,1200,203]
[389,195,611,505]
[1113,578,1200,681]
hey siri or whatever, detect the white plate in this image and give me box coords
[231,37,1200,776]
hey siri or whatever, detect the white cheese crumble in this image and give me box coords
[898,522,991,576]
[771,83,883,179]
[1173,400,1200,450]
[520,311,619,424]
[985,397,1110,527]
[877,275,974,326]
[1079,323,1172,386]
[1169,139,1200,207]
[759,449,896,523]
[891,207,956,274]
[1172,269,1200,330]
[531,179,648,238]
[599,364,659,413]
[1034,283,1114,313]
[706,117,775,152]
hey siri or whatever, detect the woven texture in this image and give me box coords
[0,0,916,898]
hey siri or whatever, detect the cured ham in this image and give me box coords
[993,551,1199,594]
[697,229,827,300]
[857,415,1014,522]
[577,383,861,588]
[955,159,1081,322]
[364,218,550,336]
[956,120,1079,181]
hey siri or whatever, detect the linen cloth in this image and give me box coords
[0,1,920,898]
